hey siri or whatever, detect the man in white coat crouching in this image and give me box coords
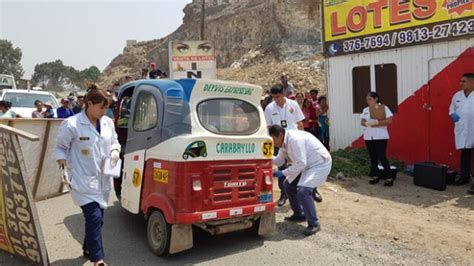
[270,125,332,235]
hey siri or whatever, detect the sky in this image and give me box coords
[0,0,191,79]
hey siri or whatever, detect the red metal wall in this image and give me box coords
[352,47,474,171]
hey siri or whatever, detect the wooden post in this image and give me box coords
[32,120,51,199]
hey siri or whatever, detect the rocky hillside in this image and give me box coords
[99,0,325,93]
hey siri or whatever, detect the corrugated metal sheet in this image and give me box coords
[327,38,474,150]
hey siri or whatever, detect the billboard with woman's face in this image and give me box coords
[168,40,217,79]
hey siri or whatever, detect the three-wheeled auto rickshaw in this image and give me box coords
[114,79,275,256]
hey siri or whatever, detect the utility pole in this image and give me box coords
[200,0,205,40]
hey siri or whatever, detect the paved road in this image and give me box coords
[0,190,450,265]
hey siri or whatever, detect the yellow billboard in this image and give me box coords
[323,0,474,56]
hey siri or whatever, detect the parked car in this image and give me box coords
[0,89,60,118]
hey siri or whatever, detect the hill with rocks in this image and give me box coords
[99,0,325,94]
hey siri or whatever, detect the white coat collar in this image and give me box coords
[78,110,104,137]
[282,130,289,149]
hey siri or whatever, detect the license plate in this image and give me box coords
[153,169,169,184]
[259,193,272,203]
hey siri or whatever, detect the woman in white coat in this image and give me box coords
[54,85,120,266]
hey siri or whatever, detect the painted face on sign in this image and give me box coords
[172,41,214,56]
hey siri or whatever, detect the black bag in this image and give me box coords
[414,162,447,191]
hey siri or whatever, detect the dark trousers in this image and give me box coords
[113,178,122,198]
[81,202,105,262]
[283,175,318,226]
[274,146,287,196]
[365,139,390,179]
[460,148,473,180]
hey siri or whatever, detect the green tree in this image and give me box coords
[80,66,101,82]
[0,39,24,81]
[31,60,101,91]
[31,60,78,91]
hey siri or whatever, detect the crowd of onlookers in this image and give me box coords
[30,93,87,119]
[261,73,330,149]
[0,61,166,120]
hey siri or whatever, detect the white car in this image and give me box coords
[0,89,60,118]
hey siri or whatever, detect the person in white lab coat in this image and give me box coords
[265,84,305,207]
[265,85,323,206]
[449,73,474,194]
[270,125,332,236]
[54,86,120,266]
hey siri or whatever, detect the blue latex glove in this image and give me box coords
[273,170,285,178]
[450,113,460,123]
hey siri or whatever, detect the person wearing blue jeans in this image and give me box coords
[264,84,306,206]
[81,202,105,261]
[270,125,332,236]
[55,87,121,266]
[274,146,288,207]
[283,175,319,228]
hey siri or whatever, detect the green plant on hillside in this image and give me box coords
[330,148,405,177]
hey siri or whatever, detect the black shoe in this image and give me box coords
[467,185,474,195]
[384,178,394,187]
[312,189,323,203]
[284,215,306,222]
[454,178,469,186]
[277,193,287,207]
[303,224,321,236]
[369,177,380,185]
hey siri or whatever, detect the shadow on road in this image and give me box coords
[57,201,306,264]
[334,174,473,210]
[0,251,26,265]
[51,255,87,266]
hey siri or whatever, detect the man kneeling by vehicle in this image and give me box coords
[270,125,332,236]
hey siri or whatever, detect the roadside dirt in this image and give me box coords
[309,173,474,264]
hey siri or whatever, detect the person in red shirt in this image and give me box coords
[308,89,319,136]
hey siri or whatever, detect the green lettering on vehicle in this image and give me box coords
[203,84,255,96]
[215,143,256,154]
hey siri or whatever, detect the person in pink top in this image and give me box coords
[302,98,313,132]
